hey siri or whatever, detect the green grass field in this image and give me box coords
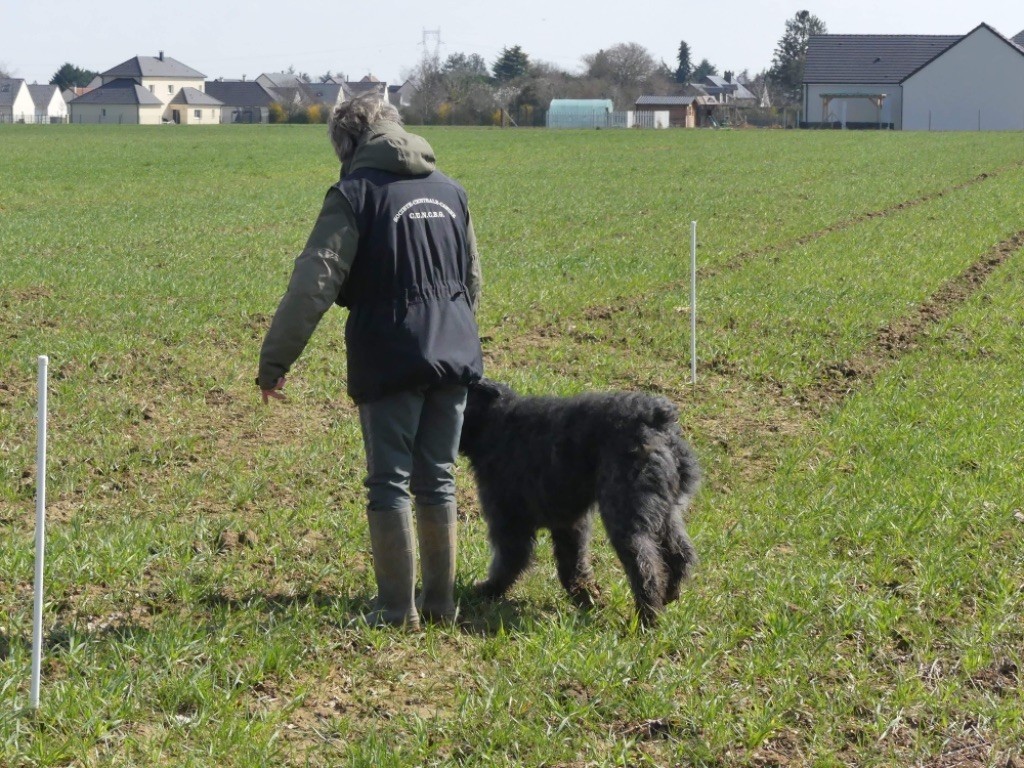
[1,124,1023,767]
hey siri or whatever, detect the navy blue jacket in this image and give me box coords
[335,168,483,403]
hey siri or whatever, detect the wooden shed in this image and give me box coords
[634,95,713,128]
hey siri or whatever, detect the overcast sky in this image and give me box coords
[3,0,1022,85]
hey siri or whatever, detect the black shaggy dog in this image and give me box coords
[459,379,700,625]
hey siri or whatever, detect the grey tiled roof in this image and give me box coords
[169,87,223,106]
[343,81,386,98]
[204,80,278,107]
[259,73,305,89]
[1013,30,1024,47]
[636,95,696,106]
[304,82,344,104]
[0,78,27,107]
[804,35,961,84]
[701,75,757,101]
[27,84,60,107]
[70,78,164,105]
[103,55,205,80]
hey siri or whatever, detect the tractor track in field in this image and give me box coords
[504,159,1024,336]
[709,160,1024,278]
[801,228,1024,409]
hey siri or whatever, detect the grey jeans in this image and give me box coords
[358,383,468,512]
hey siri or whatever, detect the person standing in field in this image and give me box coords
[257,92,483,630]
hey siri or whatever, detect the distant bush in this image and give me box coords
[268,103,287,124]
[306,104,326,124]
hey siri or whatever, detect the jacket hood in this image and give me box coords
[344,120,437,177]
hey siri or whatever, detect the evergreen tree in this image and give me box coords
[768,10,827,104]
[692,58,718,81]
[49,62,98,90]
[675,41,693,83]
[492,46,530,82]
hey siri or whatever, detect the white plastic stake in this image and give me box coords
[30,355,48,711]
[690,221,698,385]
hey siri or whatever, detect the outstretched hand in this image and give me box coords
[261,376,287,404]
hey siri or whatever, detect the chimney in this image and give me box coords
[158,51,164,61]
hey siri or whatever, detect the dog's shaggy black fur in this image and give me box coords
[459,379,700,624]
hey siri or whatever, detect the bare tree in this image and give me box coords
[406,53,447,123]
[581,42,665,104]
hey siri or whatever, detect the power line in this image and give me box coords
[420,28,443,60]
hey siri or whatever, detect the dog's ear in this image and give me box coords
[471,378,506,403]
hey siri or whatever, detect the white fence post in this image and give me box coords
[30,355,49,711]
[690,222,698,385]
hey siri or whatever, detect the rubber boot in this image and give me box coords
[415,502,458,622]
[365,507,420,631]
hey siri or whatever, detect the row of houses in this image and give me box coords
[550,22,1024,132]
[546,71,767,130]
[3,52,414,125]
[0,80,67,123]
[8,22,1023,130]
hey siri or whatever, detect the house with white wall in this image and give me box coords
[205,80,279,123]
[802,34,959,128]
[28,84,67,123]
[70,78,166,124]
[70,52,221,124]
[803,23,1024,130]
[902,24,1024,131]
[167,87,223,124]
[0,78,36,123]
[388,79,417,108]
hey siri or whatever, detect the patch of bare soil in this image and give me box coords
[748,729,804,767]
[265,635,485,758]
[2,286,53,305]
[920,734,1020,768]
[968,659,1020,696]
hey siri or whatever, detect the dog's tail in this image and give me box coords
[647,397,680,430]
[644,397,700,499]
[670,436,701,503]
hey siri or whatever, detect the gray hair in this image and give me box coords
[328,92,402,162]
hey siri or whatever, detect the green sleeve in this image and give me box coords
[466,210,482,313]
[257,189,359,389]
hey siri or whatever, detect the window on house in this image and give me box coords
[101,109,107,117]
[194,109,201,119]
[149,85,155,92]
[168,85,174,94]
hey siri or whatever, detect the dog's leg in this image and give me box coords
[618,533,667,626]
[600,497,669,626]
[473,514,536,600]
[661,510,698,605]
[551,517,601,608]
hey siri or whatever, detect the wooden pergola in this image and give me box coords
[820,92,888,127]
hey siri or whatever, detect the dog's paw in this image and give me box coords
[471,580,505,600]
[567,581,602,610]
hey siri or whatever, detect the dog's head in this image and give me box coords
[459,378,515,454]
